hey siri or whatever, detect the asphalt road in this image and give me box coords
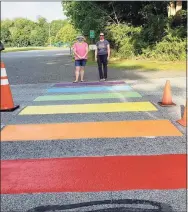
[2,49,185,85]
[1,49,187,212]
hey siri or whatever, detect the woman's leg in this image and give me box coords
[102,54,108,80]
[97,55,104,80]
[74,66,80,82]
[80,67,84,81]
[80,60,87,81]
[74,61,80,82]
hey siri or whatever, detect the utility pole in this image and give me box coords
[49,23,51,47]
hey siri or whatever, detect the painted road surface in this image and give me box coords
[1,50,186,212]
[19,102,157,115]
[2,154,186,194]
[53,80,126,87]
[1,120,182,142]
[34,91,142,101]
[47,85,132,93]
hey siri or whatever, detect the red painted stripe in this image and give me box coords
[1,154,186,194]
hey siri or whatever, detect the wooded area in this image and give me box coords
[62,1,187,61]
[1,17,78,47]
[1,1,186,61]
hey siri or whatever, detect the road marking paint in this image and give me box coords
[46,62,56,65]
[1,120,182,142]
[1,154,186,194]
[19,102,157,115]
[47,85,132,93]
[34,92,142,101]
[55,53,65,56]
[53,81,126,87]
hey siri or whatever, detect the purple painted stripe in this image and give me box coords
[53,81,125,87]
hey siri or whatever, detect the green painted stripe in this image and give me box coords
[34,92,142,101]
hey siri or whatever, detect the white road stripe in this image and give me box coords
[55,53,65,56]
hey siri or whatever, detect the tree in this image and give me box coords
[1,17,72,47]
[62,1,107,36]
[7,18,36,46]
[55,23,78,46]
[36,16,49,45]
[62,1,170,34]
[1,19,14,46]
[50,20,68,37]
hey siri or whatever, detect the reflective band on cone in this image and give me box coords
[1,68,7,77]
[1,79,9,85]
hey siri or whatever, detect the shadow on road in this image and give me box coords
[27,199,174,212]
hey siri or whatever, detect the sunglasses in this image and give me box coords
[100,35,104,36]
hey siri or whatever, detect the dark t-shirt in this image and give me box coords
[96,40,109,55]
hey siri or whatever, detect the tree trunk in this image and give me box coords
[168,1,176,16]
[168,1,182,17]
[176,0,182,13]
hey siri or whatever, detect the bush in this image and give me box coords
[141,14,168,44]
[106,20,186,61]
[142,39,186,61]
[107,24,141,59]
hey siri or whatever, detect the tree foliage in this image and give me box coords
[62,1,170,35]
[62,1,187,61]
[55,23,78,45]
[1,17,76,47]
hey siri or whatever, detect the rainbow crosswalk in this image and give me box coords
[1,80,185,198]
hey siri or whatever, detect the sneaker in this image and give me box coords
[99,79,103,81]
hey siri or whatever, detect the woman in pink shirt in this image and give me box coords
[72,36,89,83]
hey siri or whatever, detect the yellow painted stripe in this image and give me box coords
[19,102,157,115]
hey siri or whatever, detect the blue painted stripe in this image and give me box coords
[47,85,133,93]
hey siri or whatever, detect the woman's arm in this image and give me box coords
[107,44,110,60]
[83,44,89,58]
[73,45,81,59]
[95,47,98,61]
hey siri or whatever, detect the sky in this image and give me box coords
[1,2,67,22]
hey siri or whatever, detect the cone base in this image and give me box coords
[158,102,176,107]
[177,119,186,127]
[0,105,20,112]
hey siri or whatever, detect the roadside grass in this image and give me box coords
[6,47,186,72]
[3,46,68,53]
[86,50,186,72]
[87,59,186,72]
[109,59,186,72]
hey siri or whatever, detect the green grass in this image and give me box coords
[87,59,186,72]
[3,46,68,53]
[109,59,186,72]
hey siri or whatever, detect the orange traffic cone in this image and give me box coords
[0,62,19,112]
[158,80,176,106]
[177,103,187,127]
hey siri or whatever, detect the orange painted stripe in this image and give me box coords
[1,154,186,194]
[1,120,182,142]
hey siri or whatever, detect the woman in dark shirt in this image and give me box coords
[95,33,110,81]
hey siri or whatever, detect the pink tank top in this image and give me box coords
[73,42,88,60]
